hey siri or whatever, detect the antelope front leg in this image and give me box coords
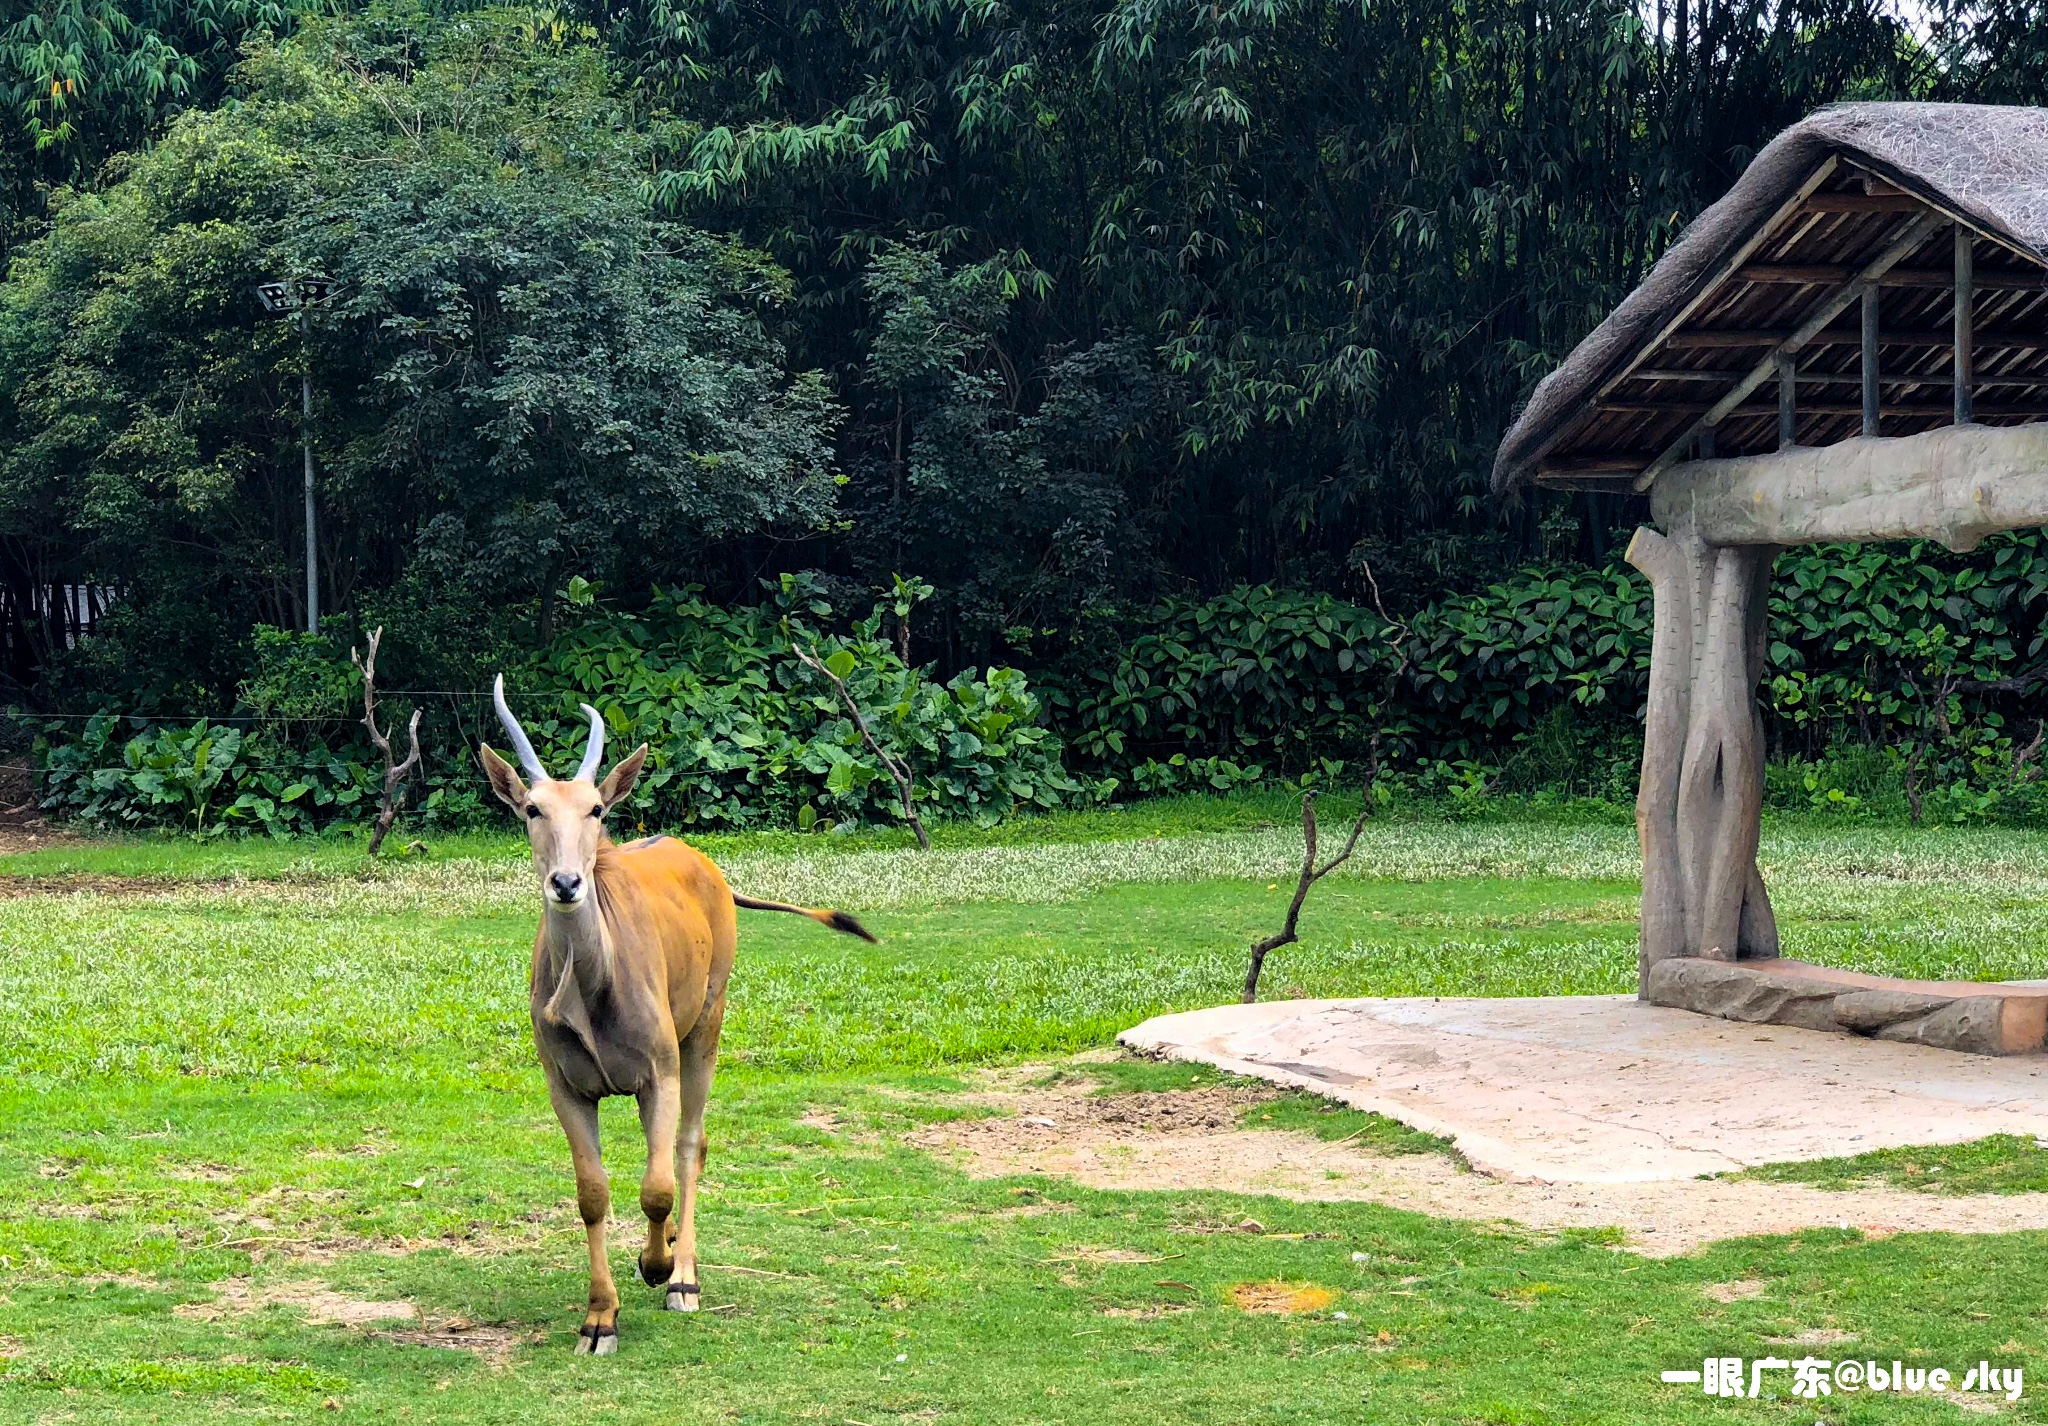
[635,1072,681,1295]
[547,1076,619,1355]
[664,1013,722,1313]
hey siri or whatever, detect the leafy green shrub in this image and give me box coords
[34,715,378,837]
[34,531,2048,836]
[1046,572,1649,790]
[28,581,1090,838]
[1045,533,2048,819]
[524,575,1093,832]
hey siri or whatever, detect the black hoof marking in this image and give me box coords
[576,1324,619,1356]
[665,1283,701,1313]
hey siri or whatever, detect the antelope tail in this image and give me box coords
[731,893,878,943]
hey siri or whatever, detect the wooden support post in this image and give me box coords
[1778,354,1797,449]
[1626,524,1778,986]
[1956,225,1975,425]
[1677,545,1766,961]
[1861,285,1880,438]
[1737,550,1779,958]
[1625,527,1693,986]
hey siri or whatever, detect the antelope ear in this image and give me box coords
[597,744,648,809]
[478,744,529,810]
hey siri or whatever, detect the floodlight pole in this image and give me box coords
[256,277,330,635]
[299,303,318,635]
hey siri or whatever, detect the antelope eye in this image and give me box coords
[523,805,539,819]
[590,804,604,819]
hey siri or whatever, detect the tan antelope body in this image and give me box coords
[480,678,873,1354]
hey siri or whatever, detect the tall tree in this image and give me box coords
[0,7,841,704]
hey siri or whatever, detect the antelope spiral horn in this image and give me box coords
[492,674,550,784]
[575,703,605,784]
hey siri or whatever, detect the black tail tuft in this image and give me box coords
[827,909,879,943]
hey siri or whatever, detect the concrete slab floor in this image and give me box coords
[1119,995,2048,1185]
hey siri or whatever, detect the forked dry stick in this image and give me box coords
[794,644,931,850]
[1242,739,1378,1003]
[350,626,423,855]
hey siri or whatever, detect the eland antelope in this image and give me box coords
[480,676,874,1355]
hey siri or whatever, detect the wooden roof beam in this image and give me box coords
[1649,421,2048,550]
[1738,263,2047,290]
[1804,193,1926,212]
[1562,159,1841,455]
[1599,399,2048,417]
[1625,367,2048,386]
[1662,329,2048,349]
[1634,209,1946,491]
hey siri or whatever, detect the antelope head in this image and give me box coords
[479,675,647,912]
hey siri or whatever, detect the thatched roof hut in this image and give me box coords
[1493,104,2048,1052]
[1492,103,2048,496]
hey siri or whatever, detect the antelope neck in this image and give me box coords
[542,889,615,996]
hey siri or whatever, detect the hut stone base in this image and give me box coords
[1643,958,2048,1056]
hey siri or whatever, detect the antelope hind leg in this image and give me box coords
[665,1011,722,1313]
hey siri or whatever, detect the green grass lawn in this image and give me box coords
[6,810,2048,1422]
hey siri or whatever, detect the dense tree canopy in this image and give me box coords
[9,0,2048,705]
[0,8,840,704]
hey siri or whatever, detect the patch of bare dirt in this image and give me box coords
[0,873,186,899]
[906,1067,2048,1257]
[175,1278,419,1327]
[1764,1328,1858,1346]
[1702,1279,1767,1303]
[375,1318,547,1368]
[162,1162,241,1183]
[1044,1245,1180,1264]
[175,1277,540,1367]
[80,1274,171,1292]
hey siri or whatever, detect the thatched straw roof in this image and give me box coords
[1492,103,2048,496]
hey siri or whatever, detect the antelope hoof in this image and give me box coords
[665,1282,700,1313]
[576,1324,619,1356]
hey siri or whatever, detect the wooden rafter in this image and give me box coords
[1738,263,2047,289]
[1633,209,1948,490]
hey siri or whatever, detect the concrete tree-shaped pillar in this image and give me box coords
[1626,522,1778,989]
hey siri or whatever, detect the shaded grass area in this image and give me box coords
[11,782,2044,885]
[1741,1133,2048,1197]
[9,818,2048,1421]
[13,856,2048,1081]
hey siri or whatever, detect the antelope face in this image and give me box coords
[516,778,608,909]
[479,676,646,912]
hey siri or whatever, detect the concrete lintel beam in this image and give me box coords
[1649,421,2048,552]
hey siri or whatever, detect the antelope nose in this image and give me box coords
[548,871,583,902]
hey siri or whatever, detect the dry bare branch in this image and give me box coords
[351,626,424,856]
[1242,737,1378,1003]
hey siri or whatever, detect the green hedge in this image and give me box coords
[1045,533,2048,818]
[30,576,1093,837]
[30,534,2048,835]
